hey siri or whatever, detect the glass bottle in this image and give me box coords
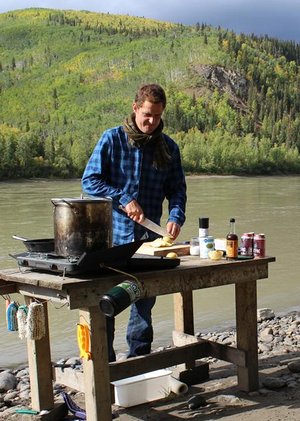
[226,218,238,260]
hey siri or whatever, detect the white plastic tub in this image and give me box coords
[112,369,172,407]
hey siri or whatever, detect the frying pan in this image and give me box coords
[12,235,55,253]
[76,239,146,268]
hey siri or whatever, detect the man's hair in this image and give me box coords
[134,84,166,109]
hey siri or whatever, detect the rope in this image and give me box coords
[6,301,19,332]
[26,302,46,340]
[17,305,28,339]
[103,265,141,284]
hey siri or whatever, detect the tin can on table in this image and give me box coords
[199,236,214,258]
[253,233,265,258]
[240,232,254,257]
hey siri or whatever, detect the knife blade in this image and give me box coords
[138,217,170,238]
[119,206,170,237]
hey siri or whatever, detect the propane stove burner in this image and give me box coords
[10,240,180,275]
[11,252,82,274]
[26,252,80,262]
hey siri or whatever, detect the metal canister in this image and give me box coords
[99,280,143,317]
[199,236,214,258]
[253,233,266,258]
[240,232,254,257]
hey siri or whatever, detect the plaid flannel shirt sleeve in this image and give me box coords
[81,128,136,206]
[164,138,186,227]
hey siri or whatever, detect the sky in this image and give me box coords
[0,1,300,43]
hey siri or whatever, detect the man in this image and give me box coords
[82,83,186,361]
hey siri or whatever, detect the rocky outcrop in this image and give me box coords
[191,64,248,111]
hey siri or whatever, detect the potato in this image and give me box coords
[162,236,174,246]
[150,236,174,248]
[150,238,165,248]
[166,252,178,259]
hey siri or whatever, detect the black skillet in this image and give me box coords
[12,235,55,253]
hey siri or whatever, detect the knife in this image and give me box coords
[119,206,170,238]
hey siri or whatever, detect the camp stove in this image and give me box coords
[10,240,180,275]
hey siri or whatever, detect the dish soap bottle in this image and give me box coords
[226,218,238,260]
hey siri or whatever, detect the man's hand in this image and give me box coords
[166,221,181,240]
[124,200,144,223]
[124,202,181,239]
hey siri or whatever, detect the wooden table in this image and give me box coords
[0,255,275,421]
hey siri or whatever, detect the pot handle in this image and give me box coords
[51,198,71,206]
[51,199,79,214]
[12,235,29,242]
[61,199,74,208]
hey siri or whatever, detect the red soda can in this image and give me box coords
[253,233,265,257]
[240,232,254,256]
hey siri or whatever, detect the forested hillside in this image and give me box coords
[1,8,300,179]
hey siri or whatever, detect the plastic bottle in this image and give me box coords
[226,218,238,260]
[99,280,142,317]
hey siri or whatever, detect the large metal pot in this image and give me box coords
[51,197,112,257]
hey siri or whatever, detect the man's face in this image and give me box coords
[133,100,164,134]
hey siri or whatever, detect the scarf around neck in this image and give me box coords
[123,113,171,169]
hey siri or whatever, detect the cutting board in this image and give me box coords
[137,242,190,257]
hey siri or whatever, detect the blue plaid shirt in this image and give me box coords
[81,126,186,245]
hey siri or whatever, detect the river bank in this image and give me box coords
[0,307,300,420]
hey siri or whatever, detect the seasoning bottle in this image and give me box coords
[99,280,143,317]
[199,217,209,238]
[226,218,238,260]
[199,217,213,258]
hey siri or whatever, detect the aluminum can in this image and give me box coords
[253,233,265,258]
[240,232,254,257]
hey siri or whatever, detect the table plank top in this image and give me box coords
[0,256,275,293]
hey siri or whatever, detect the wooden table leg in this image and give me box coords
[25,297,54,411]
[79,306,112,421]
[174,291,195,369]
[174,291,194,335]
[235,280,259,392]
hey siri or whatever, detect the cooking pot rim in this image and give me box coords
[51,197,112,204]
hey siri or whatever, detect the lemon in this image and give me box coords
[208,250,223,260]
[166,252,178,259]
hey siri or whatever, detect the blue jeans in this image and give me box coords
[105,296,156,362]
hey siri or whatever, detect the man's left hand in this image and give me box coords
[166,222,181,240]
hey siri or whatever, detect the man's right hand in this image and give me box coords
[124,200,145,223]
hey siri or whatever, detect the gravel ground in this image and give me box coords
[1,309,300,420]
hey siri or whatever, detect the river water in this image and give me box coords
[0,176,299,368]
